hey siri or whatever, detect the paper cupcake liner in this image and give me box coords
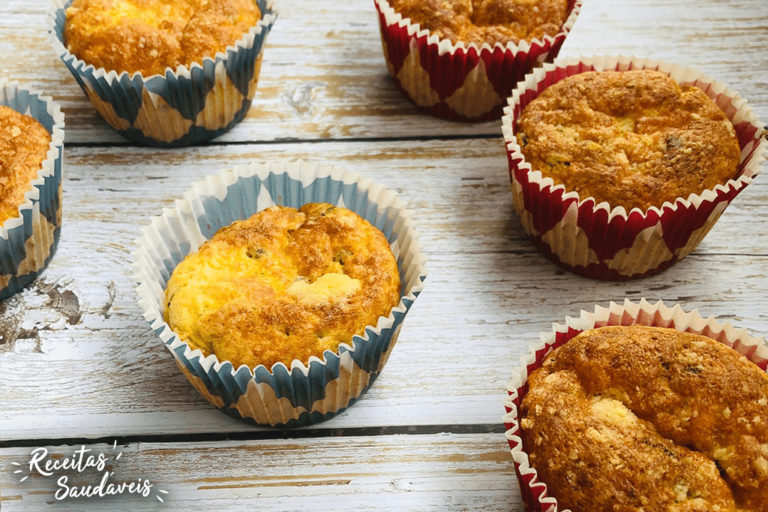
[0,80,64,300]
[374,0,582,121]
[133,160,428,428]
[502,55,767,280]
[49,0,277,147]
[502,298,768,512]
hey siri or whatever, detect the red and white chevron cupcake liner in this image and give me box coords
[502,55,767,280]
[374,0,582,121]
[503,299,768,511]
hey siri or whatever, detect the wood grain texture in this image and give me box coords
[0,434,519,511]
[1,139,767,440]
[0,0,765,144]
[0,1,766,510]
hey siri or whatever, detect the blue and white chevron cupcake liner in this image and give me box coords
[49,0,277,147]
[133,161,428,427]
[0,80,64,300]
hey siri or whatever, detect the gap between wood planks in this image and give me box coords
[0,423,507,449]
[61,125,768,149]
[64,132,504,149]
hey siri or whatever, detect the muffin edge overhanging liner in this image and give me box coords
[502,298,768,512]
[373,0,582,121]
[0,80,65,300]
[501,55,767,280]
[132,160,427,428]
[48,0,277,147]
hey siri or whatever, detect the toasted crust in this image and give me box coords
[0,106,51,225]
[64,0,261,76]
[516,70,741,211]
[520,325,768,511]
[164,204,401,369]
[389,0,568,46]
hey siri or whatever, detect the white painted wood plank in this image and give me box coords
[0,434,520,511]
[0,2,763,510]
[0,0,764,144]
[1,139,767,440]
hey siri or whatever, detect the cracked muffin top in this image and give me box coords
[520,325,768,512]
[0,106,52,225]
[516,70,741,211]
[64,0,261,76]
[164,203,401,369]
[389,0,569,46]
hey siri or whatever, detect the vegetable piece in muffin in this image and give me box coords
[64,0,261,76]
[164,203,401,369]
[516,70,741,211]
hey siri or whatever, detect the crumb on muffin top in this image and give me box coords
[520,325,768,511]
[65,0,261,76]
[0,106,52,225]
[389,0,569,46]
[516,70,742,211]
[164,203,401,370]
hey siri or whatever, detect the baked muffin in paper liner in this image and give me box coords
[133,160,427,427]
[502,55,767,280]
[374,0,581,121]
[49,0,277,147]
[0,80,64,300]
[503,298,768,512]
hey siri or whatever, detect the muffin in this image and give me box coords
[0,106,53,224]
[389,0,569,47]
[503,300,768,512]
[517,70,741,211]
[164,203,401,370]
[64,0,261,77]
[502,56,767,280]
[134,161,427,427]
[50,0,277,146]
[0,80,64,300]
[521,326,768,511]
[374,0,581,121]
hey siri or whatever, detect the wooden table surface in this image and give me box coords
[1,0,767,510]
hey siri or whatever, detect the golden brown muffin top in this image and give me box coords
[0,106,52,225]
[521,325,768,512]
[516,70,742,211]
[389,0,569,46]
[164,203,401,370]
[65,0,261,76]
